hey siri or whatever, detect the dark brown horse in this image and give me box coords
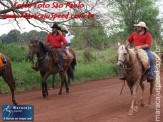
[0,56,17,105]
[51,49,76,88]
[161,52,163,65]
[27,39,72,97]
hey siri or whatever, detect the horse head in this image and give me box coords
[27,38,40,63]
[117,42,130,69]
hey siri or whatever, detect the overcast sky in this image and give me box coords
[0,0,162,36]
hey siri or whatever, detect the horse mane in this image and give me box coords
[39,41,53,57]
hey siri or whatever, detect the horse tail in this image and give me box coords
[11,71,16,89]
[68,66,74,80]
[71,50,77,70]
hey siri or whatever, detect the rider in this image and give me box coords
[119,21,155,82]
[61,28,72,57]
[45,23,68,71]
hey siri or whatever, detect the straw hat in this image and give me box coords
[61,28,68,33]
[134,21,149,31]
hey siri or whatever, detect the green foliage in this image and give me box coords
[69,20,109,49]
[109,0,162,42]
[83,48,95,63]
[0,45,120,93]
[0,42,28,62]
[0,30,48,44]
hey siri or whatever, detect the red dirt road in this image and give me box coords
[0,70,163,122]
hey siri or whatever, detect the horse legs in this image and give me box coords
[58,71,68,95]
[139,81,145,107]
[64,77,69,94]
[2,71,17,105]
[41,72,49,98]
[67,68,70,84]
[51,75,55,89]
[10,86,17,105]
[148,80,154,106]
[58,78,64,95]
[128,81,139,116]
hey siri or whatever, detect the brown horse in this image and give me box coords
[0,56,17,105]
[117,43,159,116]
[51,48,76,88]
[161,52,163,65]
[27,39,72,97]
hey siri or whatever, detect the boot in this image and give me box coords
[58,65,64,71]
[119,75,126,80]
[147,77,154,82]
[119,68,126,80]
[32,65,38,71]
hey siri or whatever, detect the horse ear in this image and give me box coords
[118,42,121,47]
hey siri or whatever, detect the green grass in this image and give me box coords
[0,44,120,93]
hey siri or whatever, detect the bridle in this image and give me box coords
[118,49,137,71]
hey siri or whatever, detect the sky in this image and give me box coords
[0,0,163,36]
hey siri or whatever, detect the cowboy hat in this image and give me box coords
[61,28,68,33]
[51,23,61,30]
[134,21,149,31]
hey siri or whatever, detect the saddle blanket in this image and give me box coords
[136,49,161,70]
[0,53,4,68]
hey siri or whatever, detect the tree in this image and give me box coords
[69,19,109,49]
[109,0,162,41]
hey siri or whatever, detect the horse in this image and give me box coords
[0,56,17,105]
[27,39,73,97]
[51,49,76,88]
[161,52,163,65]
[117,43,157,116]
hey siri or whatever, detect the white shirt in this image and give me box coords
[63,35,71,48]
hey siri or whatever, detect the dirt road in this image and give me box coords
[0,70,162,122]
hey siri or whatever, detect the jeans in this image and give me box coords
[57,51,63,68]
[144,49,155,78]
[65,48,70,56]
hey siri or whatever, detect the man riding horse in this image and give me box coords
[45,23,69,71]
[119,21,155,82]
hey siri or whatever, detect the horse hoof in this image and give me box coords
[141,103,145,107]
[43,93,46,98]
[13,102,18,105]
[145,104,152,108]
[128,109,134,116]
[133,106,138,112]
[50,87,54,90]
[58,93,62,96]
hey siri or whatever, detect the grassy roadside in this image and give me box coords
[0,45,120,93]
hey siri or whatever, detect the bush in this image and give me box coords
[0,43,28,62]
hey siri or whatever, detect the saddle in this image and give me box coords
[135,49,161,71]
[50,48,73,67]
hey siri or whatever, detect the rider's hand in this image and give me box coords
[135,46,142,51]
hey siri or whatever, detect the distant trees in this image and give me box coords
[0,30,48,44]
[69,19,109,49]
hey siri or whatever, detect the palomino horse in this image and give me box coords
[27,39,72,97]
[0,56,17,105]
[51,49,76,88]
[117,43,156,116]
